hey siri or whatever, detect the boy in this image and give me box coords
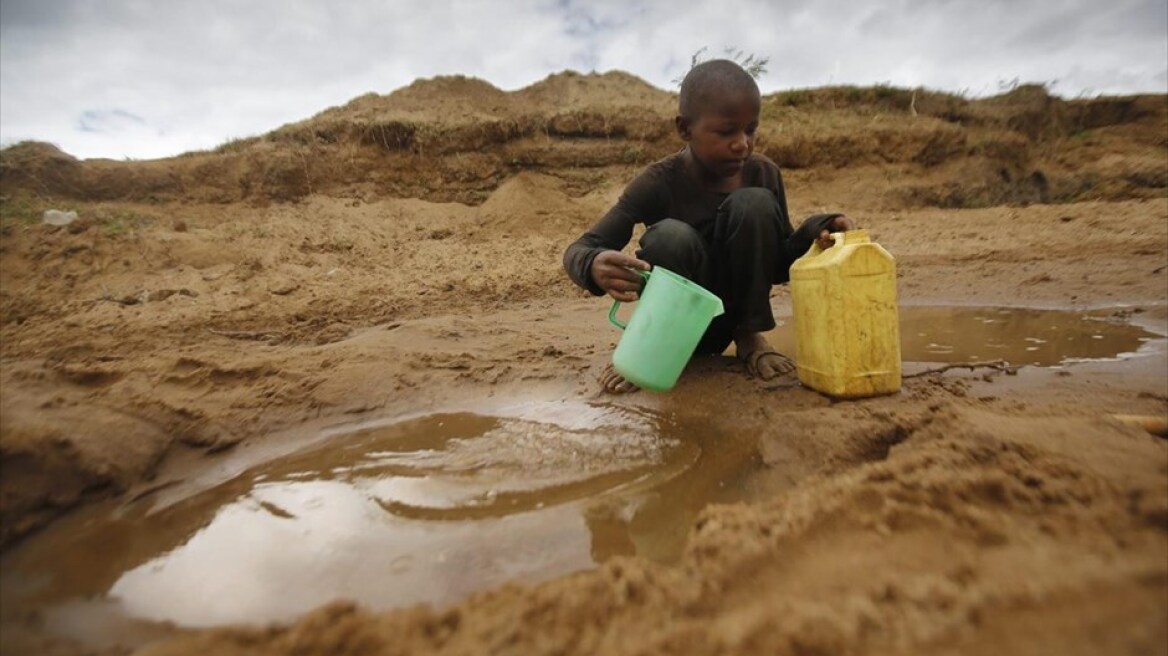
[562,59,856,393]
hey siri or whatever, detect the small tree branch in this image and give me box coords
[904,360,1018,378]
[208,328,284,341]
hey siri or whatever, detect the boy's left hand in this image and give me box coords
[816,215,857,250]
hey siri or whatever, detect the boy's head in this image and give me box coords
[678,59,761,121]
[675,60,762,182]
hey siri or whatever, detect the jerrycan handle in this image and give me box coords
[608,269,650,331]
[808,229,871,256]
[807,231,845,257]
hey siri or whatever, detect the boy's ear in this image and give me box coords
[674,115,691,141]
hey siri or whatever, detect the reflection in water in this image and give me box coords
[111,480,593,626]
[764,306,1160,366]
[1,402,747,641]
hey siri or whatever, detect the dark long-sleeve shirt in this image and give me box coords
[563,150,840,295]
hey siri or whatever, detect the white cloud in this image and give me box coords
[1,0,1164,160]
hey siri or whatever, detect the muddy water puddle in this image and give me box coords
[764,305,1163,367]
[1,401,757,645]
[4,306,1162,648]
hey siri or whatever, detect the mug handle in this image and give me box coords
[607,269,650,330]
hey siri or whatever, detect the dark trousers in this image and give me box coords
[635,188,792,355]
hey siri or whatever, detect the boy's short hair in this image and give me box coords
[678,59,761,120]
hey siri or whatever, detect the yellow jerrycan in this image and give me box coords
[789,229,901,398]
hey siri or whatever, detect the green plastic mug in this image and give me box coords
[608,266,725,392]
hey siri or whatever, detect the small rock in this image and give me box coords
[43,209,78,226]
[269,280,300,295]
[112,288,198,305]
[66,217,94,234]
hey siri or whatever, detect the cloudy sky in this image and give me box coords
[2,0,1165,160]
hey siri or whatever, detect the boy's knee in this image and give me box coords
[640,218,703,254]
[722,188,777,223]
[638,218,707,274]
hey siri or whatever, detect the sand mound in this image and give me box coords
[474,171,615,235]
[516,70,674,112]
[303,75,521,128]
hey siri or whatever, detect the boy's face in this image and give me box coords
[676,90,760,182]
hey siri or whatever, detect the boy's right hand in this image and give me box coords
[591,251,651,302]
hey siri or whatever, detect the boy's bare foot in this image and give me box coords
[600,363,639,394]
[735,331,795,380]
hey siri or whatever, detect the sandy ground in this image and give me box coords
[0,74,1166,655]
